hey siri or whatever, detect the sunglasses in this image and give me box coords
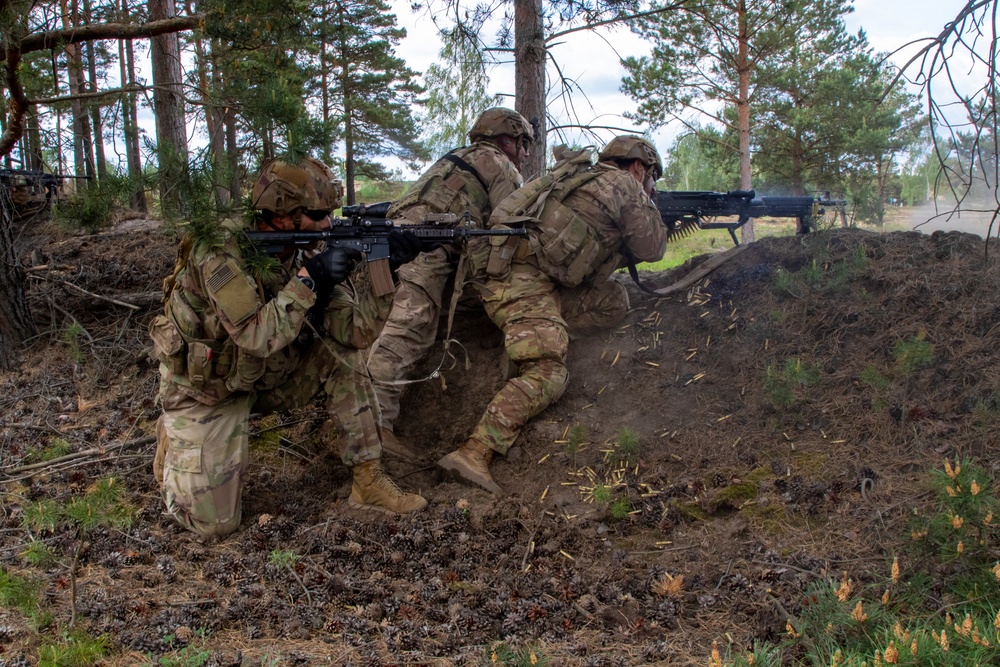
[303,209,331,221]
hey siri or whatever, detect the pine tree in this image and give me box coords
[324,0,427,203]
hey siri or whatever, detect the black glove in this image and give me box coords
[388,230,423,272]
[304,246,362,295]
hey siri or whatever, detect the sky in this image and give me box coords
[387,0,972,174]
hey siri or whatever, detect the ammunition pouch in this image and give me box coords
[485,219,532,280]
[530,200,607,288]
[149,315,186,376]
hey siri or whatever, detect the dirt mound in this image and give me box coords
[1,223,997,665]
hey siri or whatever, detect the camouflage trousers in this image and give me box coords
[367,245,458,430]
[157,336,383,538]
[468,264,630,455]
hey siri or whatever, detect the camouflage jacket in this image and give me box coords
[150,220,390,406]
[388,142,523,227]
[487,162,667,287]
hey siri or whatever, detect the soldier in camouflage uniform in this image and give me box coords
[438,137,669,493]
[150,157,427,539]
[366,108,533,459]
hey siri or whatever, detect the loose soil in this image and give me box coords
[1,216,998,666]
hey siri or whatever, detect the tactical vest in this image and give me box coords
[488,147,620,288]
[149,221,276,405]
[390,145,492,224]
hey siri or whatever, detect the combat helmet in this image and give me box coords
[469,107,535,145]
[251,156,344,215]
[598,136,663,181]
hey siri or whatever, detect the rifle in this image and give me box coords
[0,168,93,192]
[245,202,527,296]
[656,189,847,245]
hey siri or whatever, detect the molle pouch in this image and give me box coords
[148,315,186,375]
[534,205,601,287]
[187,341,214,386]
[420,173,465,212]
[485,220,533,279]
[225,347,267,393]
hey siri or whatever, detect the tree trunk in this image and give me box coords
[149,0,189,215]
[191,21,228,206]
[225,107,240,201]
[736,0,754,243]
[83,0,107,179]
[514,0,545,180]
[119,12,147,212]
[344,112,356,204]
[24,109,44,170]
[0,186,37,370]
[61,0,93,180]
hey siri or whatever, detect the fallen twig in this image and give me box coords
[0,435,155,477]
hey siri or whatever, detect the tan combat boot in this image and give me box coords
[380,430,420,463]
[348,460,427,514]
[437,440,502,494]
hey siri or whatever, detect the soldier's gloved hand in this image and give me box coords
[388,230,423,272]
[304,246,363,295]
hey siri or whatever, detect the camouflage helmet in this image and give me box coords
[468,107,535,145]
[598,136,663,181]
[251,156,344,215]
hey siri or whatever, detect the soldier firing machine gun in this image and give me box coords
[656,190,848,245]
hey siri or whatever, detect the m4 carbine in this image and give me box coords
[245,201,527,296]
[656,190,847,245]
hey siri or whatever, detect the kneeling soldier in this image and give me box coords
[150,156,426,539]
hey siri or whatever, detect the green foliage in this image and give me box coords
[0,565,43,616]
[765,358,820,408]
[911,458,998,565]
[859,365,893,392]
[52,173,134,232]
[609,497,632,521]
[893,332,935,373]
[21,541,57,568]
[268,549,300,569]
[567,423,588,455]
[660,126,738,191]
[421,16,501,157]
[324,0,429,192]
[715,458,1000,666]
[156,644,213,667]
[590,484,612,505]
[27,437,73,464]
[352,176,409,204]
[487,641,549,667]
[20,477,135,533]
[614,428,641,464]
[21,498,61,533]
[37,630,111,667]
[771,248,866,300]
[62,323,87,363]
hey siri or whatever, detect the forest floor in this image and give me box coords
[0,212,998,666]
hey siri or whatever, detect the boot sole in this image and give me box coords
[347,497,428,514]
[437,456,503,494]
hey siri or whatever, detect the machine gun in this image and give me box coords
[656,190,847,245]
[0,168,93,221]
[245,201,527,296]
